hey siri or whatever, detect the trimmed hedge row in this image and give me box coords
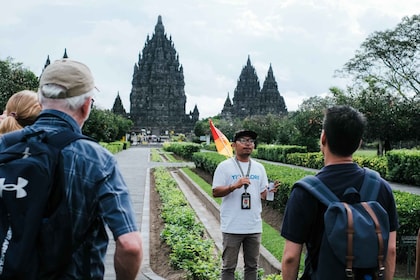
[196,142,419,185]
[100,141,130,154]
[257,144,307,163]
[162,142,201,160]
[387,149,420,185]
[285,152,388,178]
[154,167,221,279]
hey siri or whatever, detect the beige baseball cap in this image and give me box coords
[39,59,96,98]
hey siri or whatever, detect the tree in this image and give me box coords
[83,108,133,142]
[290,95,338,152]
[0,57,39,110]
[242,114,285,145]
[338,15,420,98]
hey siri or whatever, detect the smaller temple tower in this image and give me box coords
[221,92,233,120]
[112,92,127,117]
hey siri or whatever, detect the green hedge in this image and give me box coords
[257,144,307,163]
[386,150,420,185]
[286,152,324,169]
[154,167,220,279]
[200,143,419,186]
[162,142,201,160]
[100,141,130,154]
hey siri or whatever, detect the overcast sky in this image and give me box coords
[0,0,417,118]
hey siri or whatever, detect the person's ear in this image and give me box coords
[320,130,327,146]
[80,97,92,121]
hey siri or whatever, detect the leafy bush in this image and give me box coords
[393,190,420,262]
[162,142,201,160]
[154,167,221,279]
[257,144,307,163]
[386,150,420,185]
[286,152,324,169]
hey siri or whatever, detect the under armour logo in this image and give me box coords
[0,177,29,198]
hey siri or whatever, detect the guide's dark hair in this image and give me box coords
[322,105,366,157]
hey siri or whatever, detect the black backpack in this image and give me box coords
[295,168,390,280]
[0,129,93,279]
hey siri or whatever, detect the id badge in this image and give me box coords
[241,193,251,209]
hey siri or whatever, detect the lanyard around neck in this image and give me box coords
[234,157,251,190]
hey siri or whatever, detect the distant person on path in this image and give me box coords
[280,105,398,280]
[212,129,278,280]
[0,90,41,135]
[0,59,143,279]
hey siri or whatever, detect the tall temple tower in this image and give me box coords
[224,56,287,119]
[259,64,287,115]
[129,15,199,135]
[232,56,261,118]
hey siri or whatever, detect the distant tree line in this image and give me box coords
[194,14,420,155]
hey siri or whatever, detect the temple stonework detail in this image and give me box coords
[221,56,287,119]
[129,15,199,135]
[112,92,127,117]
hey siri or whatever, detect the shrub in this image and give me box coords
[163,142,201,160]
[386,150,420,185]
[154,167,221,279]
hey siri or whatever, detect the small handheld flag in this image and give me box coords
[209,119,233,158]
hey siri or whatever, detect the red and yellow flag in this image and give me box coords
[209,119,233,158]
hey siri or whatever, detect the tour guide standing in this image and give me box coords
[0,59,144,279]
[212,129,276,280]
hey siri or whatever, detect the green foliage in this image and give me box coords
[393,190,420,263]
[340,14,420,98]
[386,149,420,185]
[0,57,39,110]
[192,152,227,175]
[99,141,127,154]
[153,167,221,279]
[257,144,307,163]
[83,108,133,142]
[181,168,222,205]
[150,148,163,162]
[262,162,316,211]
[353,155,388,178]
[286,152,324,169]
[163,142,201,160]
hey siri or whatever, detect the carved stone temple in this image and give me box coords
[129,15,199,136]
[221,56,287,120]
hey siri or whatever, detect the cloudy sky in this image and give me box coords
[0,0,417,118]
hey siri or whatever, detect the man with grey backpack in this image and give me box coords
[280,105,399,280]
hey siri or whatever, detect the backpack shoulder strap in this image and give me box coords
[1,130,25,147]
[295,175,339,206]
[359,167,382,201]
[45,130,96,149]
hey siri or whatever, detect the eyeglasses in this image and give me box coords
[90,98,95,109]
[237,138,255,144]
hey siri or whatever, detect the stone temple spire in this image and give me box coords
[232,56,260,118]
[155,15,165,35]
[129,15,199,135]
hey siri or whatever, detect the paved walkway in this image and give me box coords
[105,146,193,279]
[104,146,420,279]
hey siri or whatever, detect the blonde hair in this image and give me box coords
[0,90,42,135]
